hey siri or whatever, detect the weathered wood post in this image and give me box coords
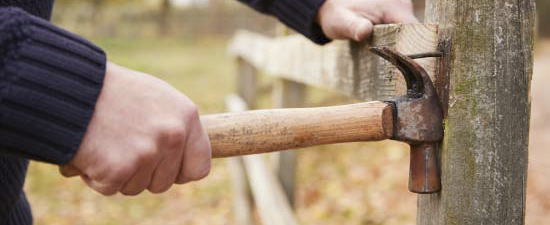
[272,79,305,207]
[418,1,536,224]
[227,58,257,225]
[271,25,306,207]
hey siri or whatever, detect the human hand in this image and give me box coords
[59,62,211,196]
[316,0,418,41]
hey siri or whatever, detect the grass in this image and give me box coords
[25,37,417,225]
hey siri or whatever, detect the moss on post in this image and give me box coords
[418,1,536,224]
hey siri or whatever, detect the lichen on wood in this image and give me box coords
[418,1,535,224]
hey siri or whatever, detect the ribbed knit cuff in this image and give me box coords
[271,0,332,45]
[0,7,106,164]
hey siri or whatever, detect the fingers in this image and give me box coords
[120,160,157,196]
[350,17,374,42]
[382,0,419,24]
[80,175,128,196]
[80,153,138,196]
[383,8,419,24]
[148,152,182,193]
[321,7,375,42]
[317,0,419,41]
[176,111,211,184]
[64,63,213,197]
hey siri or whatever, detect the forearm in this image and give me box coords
[237,0,331,44]
[0,7,106,164]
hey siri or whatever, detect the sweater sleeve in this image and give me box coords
[0,7,106,165]
[237,0,331,45]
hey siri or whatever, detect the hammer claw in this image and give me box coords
[371,47,444,194]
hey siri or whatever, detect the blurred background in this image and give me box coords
[24,0,550,224]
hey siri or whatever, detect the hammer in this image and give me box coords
[202,47,444,194]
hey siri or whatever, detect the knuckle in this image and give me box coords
[130,139,158,164]
[90,182,119,196]
[186,103,200,121]
[104,165,134,185]
[90,169,110,183]
[136,147,156,164]
[161,127,186,149]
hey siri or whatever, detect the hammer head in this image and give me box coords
[370,47,443,143]
[371,47,443,194]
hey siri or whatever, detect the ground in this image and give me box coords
[24,37,550,224]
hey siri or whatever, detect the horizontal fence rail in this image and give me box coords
[229,24,439,101]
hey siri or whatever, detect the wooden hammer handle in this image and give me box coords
[201,101,394,158]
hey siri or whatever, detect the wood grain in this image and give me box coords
[203,101,393,158]
[417,1,535,224]
[228,24,438,101]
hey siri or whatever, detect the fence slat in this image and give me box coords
[226,94,300,225]
[228,24,438,101]
[227,58,258,225]
[243,154,300,225]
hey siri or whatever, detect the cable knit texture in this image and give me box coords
[0,8,106,164]
[0,1,107,224]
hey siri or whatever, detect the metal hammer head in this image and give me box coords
[370,47,443,193]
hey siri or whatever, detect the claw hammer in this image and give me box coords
[202,47,444,194]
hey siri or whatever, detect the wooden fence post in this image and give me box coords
[228,58,257,225]
[418,1,536,224]
[270,25,306,207]
[272,79,306,207]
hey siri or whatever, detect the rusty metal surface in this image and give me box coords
[371,47,443,193]
[409,143,441,193]
[370,47,443,143]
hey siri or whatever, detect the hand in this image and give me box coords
[60,62,211,196]
[317,0,419,41]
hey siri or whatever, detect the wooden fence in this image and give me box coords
[223,1,535,224]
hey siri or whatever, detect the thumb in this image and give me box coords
[321,8,374,41]
[349,16,374,42]
[384,11,419,24]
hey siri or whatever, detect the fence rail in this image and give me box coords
[229,24,438,101]
[224,2,534,221]
[225,24,440,225]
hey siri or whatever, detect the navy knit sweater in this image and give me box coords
[0,0,329,224]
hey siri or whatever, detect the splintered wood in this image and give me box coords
[228,24,438,101]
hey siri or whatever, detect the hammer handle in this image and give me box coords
[201,101,393,158]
